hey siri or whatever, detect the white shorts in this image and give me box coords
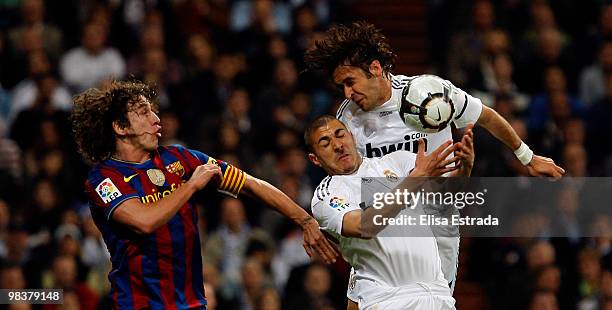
[357,282,456,310]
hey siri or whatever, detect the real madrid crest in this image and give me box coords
[383,169,399,182]
[147,169,166,186]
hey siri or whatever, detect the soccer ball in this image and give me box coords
[399,76,455,133]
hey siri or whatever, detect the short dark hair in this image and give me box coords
[304,21,396,79]
[70,80,157,163]
[304,114,345,152]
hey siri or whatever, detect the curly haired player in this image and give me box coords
[71,80,338,309]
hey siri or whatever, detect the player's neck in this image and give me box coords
[379,78,393,107]
[113,139,152,163]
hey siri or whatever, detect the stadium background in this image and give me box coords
[0,0,610,309]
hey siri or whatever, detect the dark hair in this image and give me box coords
[304,114,345,152]
[304,21,396,79]
[70,80,157,163]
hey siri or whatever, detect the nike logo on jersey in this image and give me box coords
[434,108,442,121]
[124,174,138,182]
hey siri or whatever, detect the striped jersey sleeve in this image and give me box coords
[336,99,352,119]
[391,74,414,90]
[311,177,360,236]
[178,145,247,197]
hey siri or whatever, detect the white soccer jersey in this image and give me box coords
[337,74,483,292]
[311,151,450,308]
[337,74,483,158]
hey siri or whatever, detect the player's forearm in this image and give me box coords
[118,182,198,234]
[477,105,522,151]
[242,175,312,226]
[147,182,198,230]
[358,176,429,237]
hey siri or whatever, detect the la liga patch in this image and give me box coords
[96,178,122,203]
[329,196,347,210]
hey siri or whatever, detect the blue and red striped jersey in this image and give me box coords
[85,145,246,310]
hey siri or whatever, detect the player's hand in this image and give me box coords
[187,164,223,190]
[411,139,460,177]
[526,155,565,180]
[300,217,339,264]
[450,124,475,176]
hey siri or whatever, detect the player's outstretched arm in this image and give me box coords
[241,175,339,264]
[112,164,222,234]
[476,105,565,179]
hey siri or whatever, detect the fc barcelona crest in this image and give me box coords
[165,161,185,177]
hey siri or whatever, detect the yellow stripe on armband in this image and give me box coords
[230,170,246,194]
[220,166,234,190]
[219,166,246,196]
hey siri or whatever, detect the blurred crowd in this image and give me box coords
[0,0,609,309]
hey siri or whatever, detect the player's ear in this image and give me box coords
[369,60,383,78]
[112,121,128,136]
[308,153,322,167]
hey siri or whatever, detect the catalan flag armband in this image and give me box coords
[218,165,246,197]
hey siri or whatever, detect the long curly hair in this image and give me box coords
[70,80,157,163]
[304,21,397,79]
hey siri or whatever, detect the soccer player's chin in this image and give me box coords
[337,154,356,173]
[145,139,159,151]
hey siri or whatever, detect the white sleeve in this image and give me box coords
[449,81,483,128]
[382,151,417,176]
[311,187,360,236]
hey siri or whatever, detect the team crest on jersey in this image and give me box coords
[165,161,185,177]
[329,196,348,210]
[96,178,122,203]
[383,169,399,182]
[146,169,166,186]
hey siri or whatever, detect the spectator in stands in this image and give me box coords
[204,198,273,292]
[45,255,98,310]
[470,52,530,113]
[528,290,559,310]
[158,109,186,147]
[285,263,335,310]
[527,66,585,156]
[224,88,253,135]
[0,120,22,186]
[587,73,612,174]
[516,25,576,94]
[60,22,125,93]
[0,264,26,289]
[255,287,281,310]
[581,4,612,64]
[239,258,270,310]
[8,51,72,127]
[562,144,588,177]
[576,248,602,308]
[7,0,63,78]
[448,0,496,87]
[579,41,612,107]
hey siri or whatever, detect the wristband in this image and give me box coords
[514,142,534,165]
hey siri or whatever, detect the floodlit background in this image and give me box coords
[0,0,610,309]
